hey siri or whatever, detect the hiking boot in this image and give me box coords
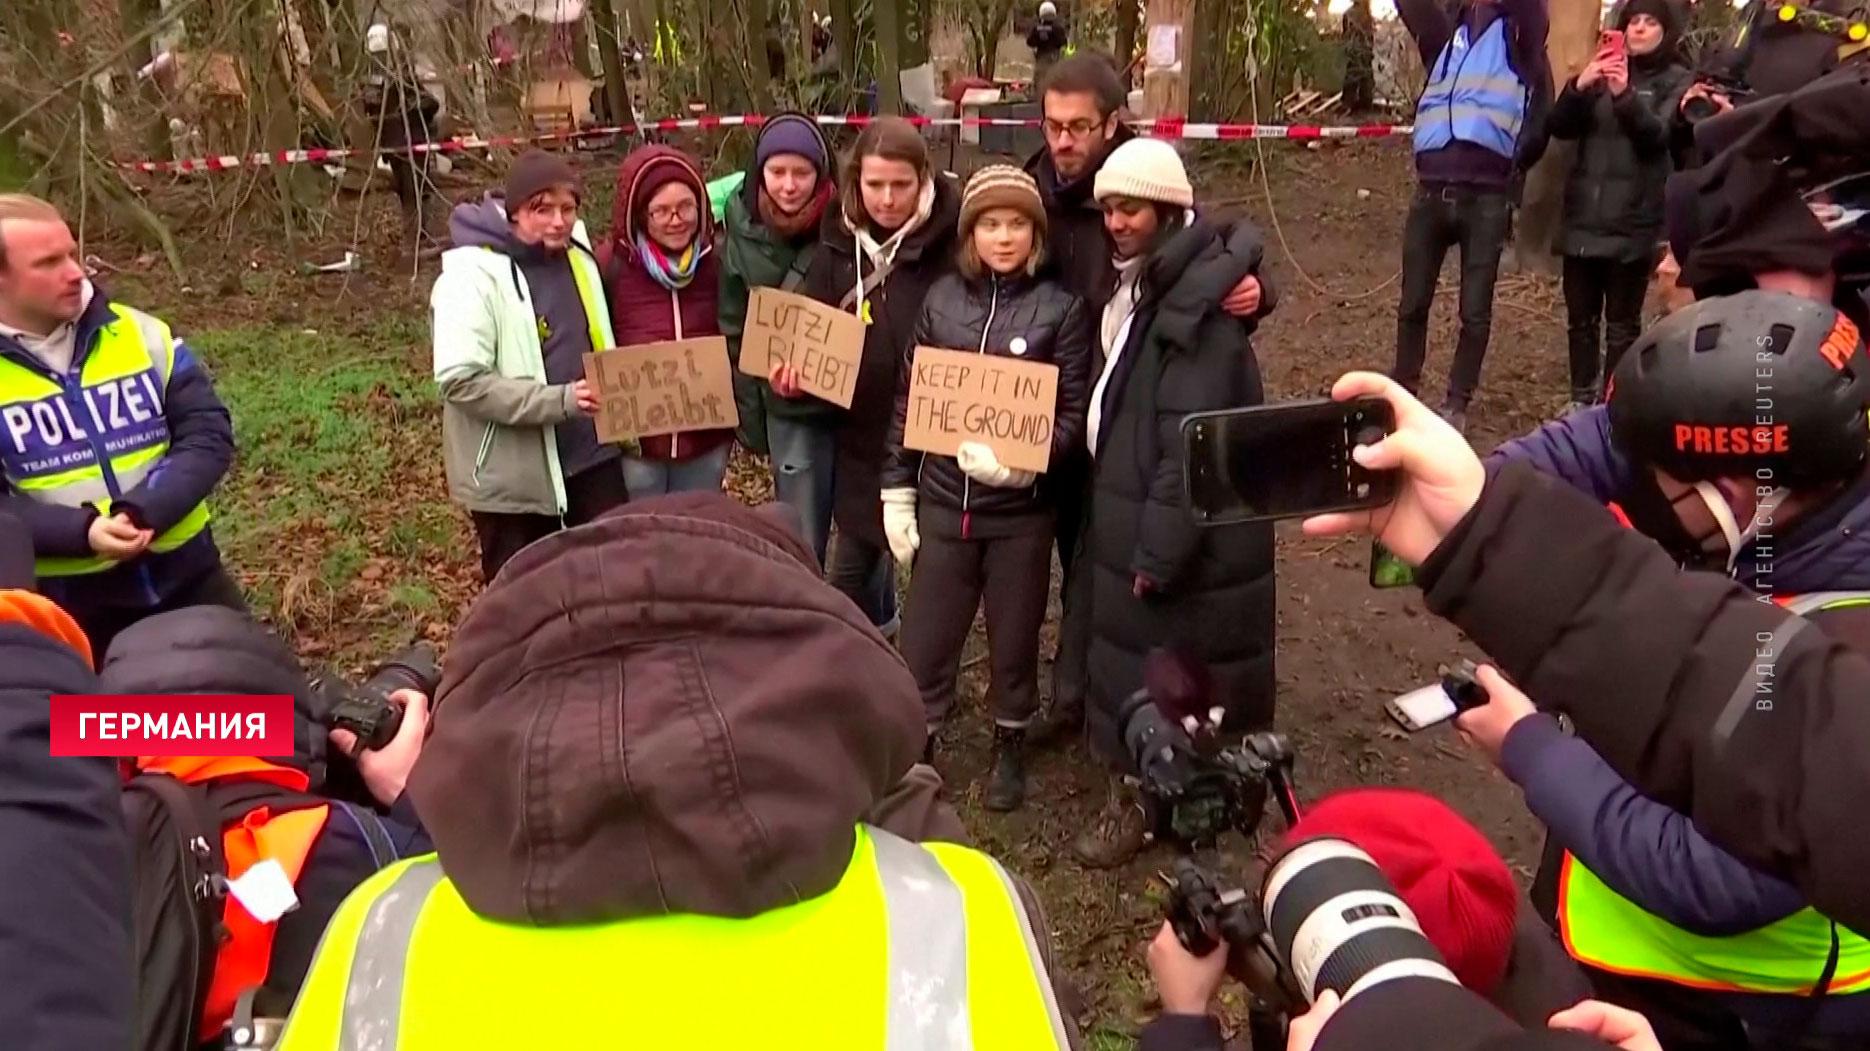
[1027,695,1084,750]
[1070,779,1149,868]
[984,726,1027,812]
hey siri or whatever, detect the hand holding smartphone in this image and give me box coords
[1598,27,1625,54]
[1183,397,1399,525]
[1385,660,1491,732]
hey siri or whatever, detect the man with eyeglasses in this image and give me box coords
[432,149,627,584]
[1023,52,1272,749]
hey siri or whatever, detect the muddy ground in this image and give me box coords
[106,136,1581,1045]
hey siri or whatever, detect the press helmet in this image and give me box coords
[1606,289,1870,488]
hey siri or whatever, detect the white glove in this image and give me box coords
[956,441,1037,488]
[881,488,920,569]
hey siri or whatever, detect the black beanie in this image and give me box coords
[1618,0,1678,37]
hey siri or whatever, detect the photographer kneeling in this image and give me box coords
[1137,788,1598,1051]
[107,606,433,1049]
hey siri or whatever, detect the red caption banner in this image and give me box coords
[50,695,295,757]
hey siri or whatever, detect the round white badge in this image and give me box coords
[1010,337,1029,356]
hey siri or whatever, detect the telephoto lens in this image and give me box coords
[1262,837,1461,1005]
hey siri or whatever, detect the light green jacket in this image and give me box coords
[431,221,617,516]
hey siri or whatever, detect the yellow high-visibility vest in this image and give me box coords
[1558,591,1870,997]
[0,303,210,576]
[275,826,1071,1050]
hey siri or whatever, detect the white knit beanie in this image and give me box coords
[1093,138,1194,209]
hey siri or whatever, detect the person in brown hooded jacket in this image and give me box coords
[596,145,734,496]
[272,493,1081,1051]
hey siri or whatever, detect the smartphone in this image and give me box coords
[1368,539,1416,589]
[1384,660,1491,732]
[1598,28,1625,53]
[1183,398,1399,526]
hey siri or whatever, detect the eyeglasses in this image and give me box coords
[1043,118,1106,141]
[648,202,698,224]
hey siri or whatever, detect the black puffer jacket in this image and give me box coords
[801,176,962,548]
[0,618,131,1051]
[1085,215,1277,768]
[1547,12,1689,260]
[882,270,1094,532]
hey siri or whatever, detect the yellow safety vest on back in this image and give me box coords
[275,826,1070,1050]
[0,304,210,577]
[1558,591,1870,996]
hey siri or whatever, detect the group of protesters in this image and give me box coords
[431,51,1280,850]
[3,0,1870,1047]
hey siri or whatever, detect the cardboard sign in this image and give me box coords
[901,346,1058,475]
[583,337,739,442]
[738,287,866,409]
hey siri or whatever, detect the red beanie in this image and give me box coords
[1283,788,1519,995]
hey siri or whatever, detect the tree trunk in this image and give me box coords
[876,0,904,112]
[1512,0,1599,274]
[1115,0,1139,86]
[1141,0,1194,118]
[589,0,633,126]
[745,0,775,112]
[1187,0,1225,120]
[830,0,856,81]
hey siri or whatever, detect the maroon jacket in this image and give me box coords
[596,145,733,461]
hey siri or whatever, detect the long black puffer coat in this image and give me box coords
[882,269,1094,533]
[1085,215,1278,769]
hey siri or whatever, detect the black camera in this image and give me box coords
[313,643,441,755]
[1166,838,1464,1040]
[1118,674,1299,849]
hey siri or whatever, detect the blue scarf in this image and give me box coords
[635,234,708,291]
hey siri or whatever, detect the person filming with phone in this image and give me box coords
[1548,3,1689,411]
[1296,368,1870,945]
[1072,138,1278,868]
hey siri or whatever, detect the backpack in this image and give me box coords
[124,774,398,1051]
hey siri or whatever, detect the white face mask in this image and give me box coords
[1691,480,1789,572]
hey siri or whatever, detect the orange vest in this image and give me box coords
[134,756,331,1041]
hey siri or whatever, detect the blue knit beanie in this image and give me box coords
[755,115,828,175]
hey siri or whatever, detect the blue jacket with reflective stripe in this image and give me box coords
[0,289,234,613]
[1414,16,1530,162]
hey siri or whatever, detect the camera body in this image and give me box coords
[1166,839,1462,1029]
[313,643,441,755]
[1118,686,1297,849]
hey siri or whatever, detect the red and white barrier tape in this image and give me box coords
[121,113,1413,174]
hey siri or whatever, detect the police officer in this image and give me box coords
[0,194,240,657]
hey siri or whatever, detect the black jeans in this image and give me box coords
[827,531,898,636]
[470,461,629,584]
[76,562,249,663]
[901,519,1053,731]
[1562,254,1651,400]
[1394,184,1514,410]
